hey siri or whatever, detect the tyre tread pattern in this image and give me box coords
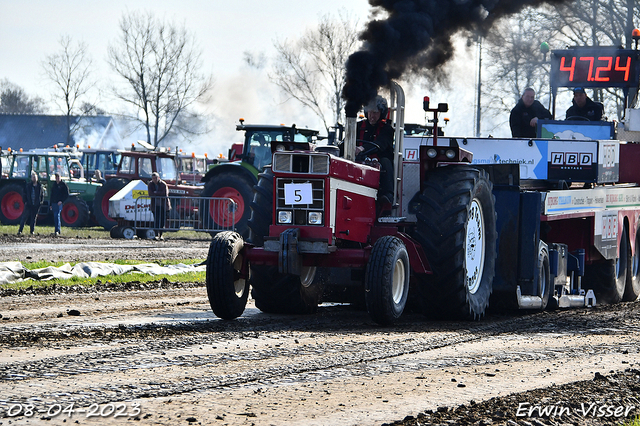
[411,166,497,320]
[206,231,249,319]
[365,236,409,325]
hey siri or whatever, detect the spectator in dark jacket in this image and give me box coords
[566,87,604,121]
[18,172,43,235]
[50,172,69,235]
[147,172,171,240]
[509,88,552,138]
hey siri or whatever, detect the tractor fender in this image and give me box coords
[202,162,258,185]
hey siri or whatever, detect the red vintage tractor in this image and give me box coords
[205,83,497,325]
[93,145,201,231]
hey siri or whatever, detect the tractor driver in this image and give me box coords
[357,96,395,206]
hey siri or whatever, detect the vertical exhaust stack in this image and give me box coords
[344,116,357,161]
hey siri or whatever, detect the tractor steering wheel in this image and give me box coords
[356,140,380,162]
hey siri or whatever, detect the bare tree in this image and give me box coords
[107,11,212,147]
[542,0,640,115]
[0,80,46,114]
[483,0,640,129]
[42,35,94,145]
[271,12,361,133]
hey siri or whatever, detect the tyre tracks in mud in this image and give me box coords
[0,288,639,425]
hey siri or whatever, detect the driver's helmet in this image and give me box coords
[364,96,388,118]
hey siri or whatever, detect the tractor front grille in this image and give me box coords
[273,152,329,175]
[276,178,325,226]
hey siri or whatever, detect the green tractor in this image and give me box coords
[0,150,100,227]
[200,121,320,238]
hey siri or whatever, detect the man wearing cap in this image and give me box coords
[509,88,552,138]
[566,87,604,121]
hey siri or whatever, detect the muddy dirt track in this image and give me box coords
[0,234,639,426]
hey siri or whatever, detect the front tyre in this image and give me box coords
[411,166,497,320]
[206,231,249,319]
[0,183,25,225]
[365,236,410,325]
[61,196,90,228]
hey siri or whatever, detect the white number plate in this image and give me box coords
[284,183,313,205]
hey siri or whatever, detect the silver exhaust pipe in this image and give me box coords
[344,116,357,162]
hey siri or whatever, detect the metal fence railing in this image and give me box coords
[126,195,237,234]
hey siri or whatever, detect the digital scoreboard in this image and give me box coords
[550,48,640,88]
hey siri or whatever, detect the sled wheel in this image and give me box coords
[584,226,628,304]
[624,225,640,301]
[538,241,551,310]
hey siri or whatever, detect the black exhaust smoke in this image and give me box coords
[342,0,567,116]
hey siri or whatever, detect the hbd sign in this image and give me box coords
[551,152,593,166]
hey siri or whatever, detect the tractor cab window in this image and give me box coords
[246,131,274,170]
[120,156,135,175]
[180,157,193,173]
[83,153,96,172]
[46,157,70,179]
[97,153,118,174]
[157,157,177,181]
[31,156,48,180]
[139,157,153,178]
[11,157,30,178]
[0,156,8,177]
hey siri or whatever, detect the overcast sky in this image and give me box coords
[0,0,491,154]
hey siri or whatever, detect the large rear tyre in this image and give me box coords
[247,167,274,246]
[201,173,255,238]
[0,183,25,225]
[624,226,640,301]
[93,178,128,230]
[584,227,628,304]
[365,236,410,325]
[206,231,249,320]
[61,196,90,227]
[411,165,497,320]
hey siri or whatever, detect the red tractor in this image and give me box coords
[93,145,201,231]
[205,83,497,325]
[199,121,320,238]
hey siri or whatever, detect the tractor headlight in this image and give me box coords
[445,149,456,159]
[278,211,292,224]
[276,144,286,152]
[308,211,323,225]
[426,148,438,158]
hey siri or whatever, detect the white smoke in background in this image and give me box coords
[72,118,123,150]
[180,65,325,159]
